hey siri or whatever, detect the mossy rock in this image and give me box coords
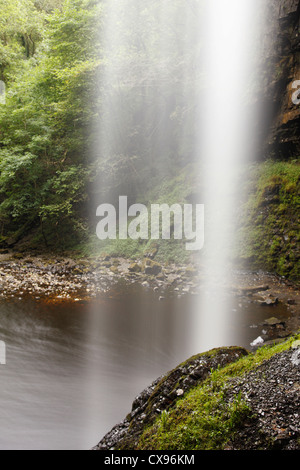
[95,346,248,451]
[128,262,142,273]
[110,266,119,274]
[12,253,24,259]
[143,258,162,275]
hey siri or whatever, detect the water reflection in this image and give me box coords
[0,283,290,449]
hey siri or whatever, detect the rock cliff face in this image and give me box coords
[263,0,300,158]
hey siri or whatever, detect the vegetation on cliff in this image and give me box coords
[95,334,300,451]
[236,160,300,280]
[137,335,300,450]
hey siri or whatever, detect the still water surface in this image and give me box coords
[0,281,290,450]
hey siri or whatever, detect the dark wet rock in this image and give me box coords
[12,253,25,260]
[143,259,162,275]
[262,0,300,158]
[93,346,248,450]
[259,318,292,344]
[156,273,165,281]
[128,262,141,273]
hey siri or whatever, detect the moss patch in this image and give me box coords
[235,159,300,280]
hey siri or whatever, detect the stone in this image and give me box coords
[251,336,265,347]
[143,259,162,275]
[128,262,141,273]
[12,253,24,259]
[93,347,248,450]
[263,317,285,326]
[259,297,279,307]
[110,266,119,274]
[102,261,111,268]
[156,273,165,280]
[232,285,270,294]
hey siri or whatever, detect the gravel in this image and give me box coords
[224,348,300,450]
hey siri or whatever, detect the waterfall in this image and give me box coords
[195,0,264,351]
[91,0,267,362]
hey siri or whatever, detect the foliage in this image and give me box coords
[235,159,300,279]
[0,0,45,81]
[0,0,101,248]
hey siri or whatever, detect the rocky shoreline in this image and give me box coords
[0,251,299,334]
[0,250,299,352]
[0,252,201,302]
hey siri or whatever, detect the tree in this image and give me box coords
[0,0,101,248]
[0,0,45,81]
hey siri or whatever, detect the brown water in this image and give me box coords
[0,281,290,450]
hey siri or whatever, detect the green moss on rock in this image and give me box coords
[235,160,300,280]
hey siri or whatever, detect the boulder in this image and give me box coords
[128,262,142,273]
[143,259,162,275]
[263,317,285,326]
[93,346,248,450]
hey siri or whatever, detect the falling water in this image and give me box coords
[91,0,268,358]
[194,0,265,352]
[92,0,267,353]
[87,0,268,443]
